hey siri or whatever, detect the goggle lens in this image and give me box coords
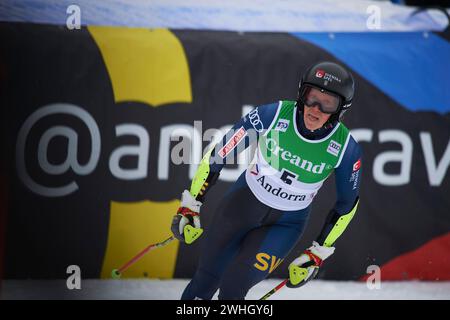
[302,86,341,114]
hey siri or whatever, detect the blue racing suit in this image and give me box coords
[181,101,362,300]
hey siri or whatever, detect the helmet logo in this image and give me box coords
[315,69,342,83]
[315,69,325,78]
[324,73,341,83]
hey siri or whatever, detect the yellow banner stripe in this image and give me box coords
[88,26,192,106]
[101,200,180,279]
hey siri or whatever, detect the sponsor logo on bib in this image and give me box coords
[327,140,341,157]
[256,175,307,202]
[265,138,330,174]
[275,119,290,132]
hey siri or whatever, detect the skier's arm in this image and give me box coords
[171,103,279,243]
[189,103,279,202]
[316,136,362,247]
[288,137,362,287]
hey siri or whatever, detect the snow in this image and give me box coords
[0,0,449,32]
[2,279,450,300]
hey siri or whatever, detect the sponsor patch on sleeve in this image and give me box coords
[353,158,362,172]
[218,126,247,158]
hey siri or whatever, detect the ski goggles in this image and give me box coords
[300,85,342,114]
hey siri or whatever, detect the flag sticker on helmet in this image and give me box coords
[353,158,362,172]
[218,126,247,158]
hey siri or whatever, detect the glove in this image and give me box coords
[287,241,335,288]
[171,190,204,244]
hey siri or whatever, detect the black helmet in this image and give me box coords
[297,61,355,124]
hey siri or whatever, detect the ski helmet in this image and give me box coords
[297,61,355,125]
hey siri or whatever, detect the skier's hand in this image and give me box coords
[287,241,335,288]
[171,190,204,244]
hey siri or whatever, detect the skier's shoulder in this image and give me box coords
[245,101,281,131]
[331,120,360,153]
[337,127,362,169]
[243,100,298,135]
[254,100,296,125]
[346,130,362,157]
[254,101,280,117]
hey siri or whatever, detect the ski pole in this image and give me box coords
[260,279,288,300]
[111,236,175,279]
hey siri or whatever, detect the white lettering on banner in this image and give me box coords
[16,103,101,197]
[350,129,373,143]
[366,5,382,30]
[366,265,381,290]
[38,126,78,175]
[109,124,149,180]
[66,5,81,30]
[373,130,413,186]
[15,104,449,198]
[420,132,450,186]
[66,265,81,290]
[158,105,257,182]
[352,129,449,187]
[353,129,411,185]
[158,123,202,181]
